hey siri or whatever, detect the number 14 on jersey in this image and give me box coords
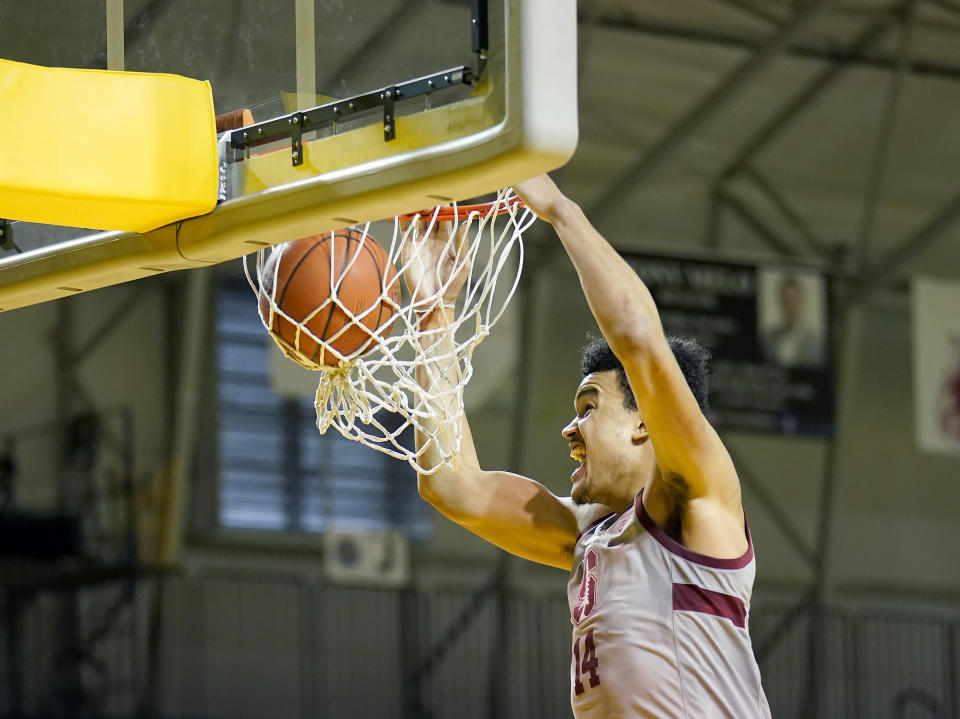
[572,629,601,695]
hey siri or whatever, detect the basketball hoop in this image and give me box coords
[245,188,536,474]
[397,197,524,223]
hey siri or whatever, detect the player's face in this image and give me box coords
[561,371,646,507]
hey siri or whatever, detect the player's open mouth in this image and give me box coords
[569,446,586,481]
[571,462,585,481]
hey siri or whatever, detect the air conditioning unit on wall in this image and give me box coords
[322,530,410,587]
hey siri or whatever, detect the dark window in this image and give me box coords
[215,282,430,537]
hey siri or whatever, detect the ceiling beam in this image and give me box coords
[851,190,960,303]
[717,7,902,182]
[703,0,783,26]
[718,190,801,257]
[928,0,960,17]
[855,0,918,264]
[580,11,960,82]
[585,0,834,225]
[740,166,833,258]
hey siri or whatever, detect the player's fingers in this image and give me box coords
[422,213,445,241]
[400,229,429,271]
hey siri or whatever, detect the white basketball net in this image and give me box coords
[245,188,536,474]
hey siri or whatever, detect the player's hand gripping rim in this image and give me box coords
[400,212,471,320]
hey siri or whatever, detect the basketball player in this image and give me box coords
[404,173,771,718]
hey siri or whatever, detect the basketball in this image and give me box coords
[258,228,402,366]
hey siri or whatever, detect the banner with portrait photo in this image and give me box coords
[623,252,834,436]
[911,277,960,457]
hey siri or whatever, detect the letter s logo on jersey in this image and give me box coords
[572,547,599,625]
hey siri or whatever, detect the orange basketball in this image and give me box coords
[258,228,401,366]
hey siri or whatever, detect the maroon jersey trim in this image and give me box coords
[635,491,754,569]
[576,512,616,542]
[672,583,747,628]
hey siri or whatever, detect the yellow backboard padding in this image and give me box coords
[0,58,217,233]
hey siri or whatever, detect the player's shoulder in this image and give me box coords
[557,496,616,536]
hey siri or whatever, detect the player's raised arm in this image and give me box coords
[513,175,745,555]
[401,217,582,570]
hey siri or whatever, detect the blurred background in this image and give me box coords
[2,0,960,717]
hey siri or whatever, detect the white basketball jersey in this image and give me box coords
[567,491,771,719]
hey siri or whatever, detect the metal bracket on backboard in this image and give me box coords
[471,0,489,74]
[290,112,305,166]
[215,132,235,200]
[227,66,475,167]
[383,87,397,142]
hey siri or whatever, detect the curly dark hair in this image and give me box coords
[581,335,710,411]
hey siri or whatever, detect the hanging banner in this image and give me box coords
[911,277,960,457]
[624,253,833,436]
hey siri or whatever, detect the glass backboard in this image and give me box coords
[0,0,577,310]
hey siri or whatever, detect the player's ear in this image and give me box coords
[631,420,649,444]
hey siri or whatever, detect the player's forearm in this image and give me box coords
[413,308,484,515]
[551,199,664,349]
[415,415,487,523]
